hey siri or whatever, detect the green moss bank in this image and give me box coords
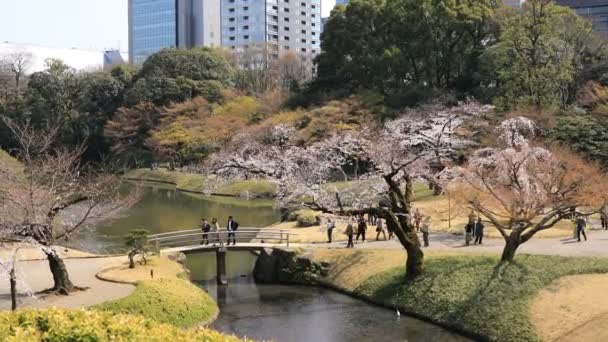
[125,168,277,199]
[354,255,608,342]
[93,278,219,328]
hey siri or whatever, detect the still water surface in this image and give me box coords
[188,251,470,342]
[76,182,280,252]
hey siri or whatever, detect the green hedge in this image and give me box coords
[0,308,244,341]
[94,278,218,328]
[287,209,320,227]
[355,255,608,342]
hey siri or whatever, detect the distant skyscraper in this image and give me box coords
[221,0,322,61]
[555,0,608,35]
[335,0,349,5]
[128,0,221,64]
[504,0,525,8]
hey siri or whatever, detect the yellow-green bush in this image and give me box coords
[0,308,245,342]
[287,209,319,227]
[94,278,218,328]
[216,179,277,198]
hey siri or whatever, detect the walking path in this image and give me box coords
[317,228,608,257]
[0,256,133,310]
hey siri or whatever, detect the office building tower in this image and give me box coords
[335,0,349,5]
[129,0,221,64]
[221,0,322,61]
[555,0,608,35]
[504,0,525,8]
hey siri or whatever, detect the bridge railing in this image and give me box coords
[147,228,297,251]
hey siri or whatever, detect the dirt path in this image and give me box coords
[314,228,608,257]
[0,256,134,310]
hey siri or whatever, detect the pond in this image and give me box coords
[74,182,281,252]
[188,251,470,342]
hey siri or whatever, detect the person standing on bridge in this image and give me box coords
[211,218,220,246]
[200,218,211,245]
[227,216,239,245]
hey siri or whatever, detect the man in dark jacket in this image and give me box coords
[473,218,485,245]
[227,216,239,245]
[465,221,474,246]
[576,217,587,242]
[356,215,367,242]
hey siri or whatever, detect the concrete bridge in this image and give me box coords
[148,228,297,284]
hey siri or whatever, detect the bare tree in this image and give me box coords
[0,118,139,294]
[0,50,33,88]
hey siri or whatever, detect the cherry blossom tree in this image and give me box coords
[0,119,139,294]
[453,118,608,262]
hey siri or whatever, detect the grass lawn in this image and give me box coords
[94,256,218,328]
[126,168,276,198]
[347,253,608,342]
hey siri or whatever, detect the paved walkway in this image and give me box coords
[0,256,134,310]
[316,228,608,257]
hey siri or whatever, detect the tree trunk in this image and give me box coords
[128,252,136,268]
[501,233,521,262]
[46,252,76,295]
[405,243,424,280]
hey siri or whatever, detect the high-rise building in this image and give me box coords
[128,0,221,64]
[555,0,608,35]
[335,0,349,5]
[221,0,322,61]
[504,0,525,8]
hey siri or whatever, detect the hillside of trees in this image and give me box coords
[0,0,607,170]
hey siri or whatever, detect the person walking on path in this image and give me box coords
[473,218,485,245]
[226,216,239,245]
[601,205,608,230]
[211,218,220,246]
[420,216,431,247]
[375,218,387,241]
[326,218,336,243]
[576,216,588,242]
[200,218,211,245]
[414,209,423,232]
[345,218,355,248]
[356,215,367,242]
[465,220,474,246]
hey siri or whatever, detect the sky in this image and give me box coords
[0,0,336,52]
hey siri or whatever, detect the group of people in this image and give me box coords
[199,216,240,246]
[464,214,485,246]
[325,209,433,249]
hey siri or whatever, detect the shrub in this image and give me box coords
[94,278,218,328]
[289,209,319,227]
[0,308,244,341]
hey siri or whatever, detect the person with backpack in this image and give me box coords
[345,218,355,248]
[226,216,239,245]
[200,218,211,245]
[356,215,367,243]
[464,220,474,246]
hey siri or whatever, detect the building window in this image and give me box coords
[273,5,278,10]
[312,31,316,35]
[312,23,316,27]
[284,26,290,31]
[301,11,306,15]
[229,8,235,12]
[312,5,316,9]
[244,6,249,10]
[301,48,306,52]
[243,25,249,30]
[311,14,316,17]
[229,17,235,22]
[229,0,234,2]
[229,36,235,41]
[301,29,306,34]
[243,16,249,20]
[312,40,316,44]
[284,8,289,12]
[284,36,290,40]
[284,0,289,2]
[284,45,290,49]
[244,35,249,39]
[229,27,235,31]
[301,39,306,43]
[312,49,316,53]
[284,17,289,22]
